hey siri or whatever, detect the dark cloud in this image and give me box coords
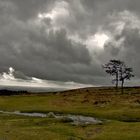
[0,0,139,86]
[7,0,55,20]
[82,0,140,12]
[103,10,140,79]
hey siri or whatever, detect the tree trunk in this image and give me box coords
[121,80,124,94]
[116,72,118,90]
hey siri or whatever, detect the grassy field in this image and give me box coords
[0,87,140,140]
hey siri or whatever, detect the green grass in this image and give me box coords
[0,114,140,140]
[0,87,140,139]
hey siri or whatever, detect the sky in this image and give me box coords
[0,0,140,89]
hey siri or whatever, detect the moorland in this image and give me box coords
[0,87,140,140]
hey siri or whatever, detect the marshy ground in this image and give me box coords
[0,87,140,140]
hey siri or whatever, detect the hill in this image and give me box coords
[0,86,140,140]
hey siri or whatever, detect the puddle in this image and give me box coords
[0,110,47,117]
[57,114,103,125]
[0,110,103,125]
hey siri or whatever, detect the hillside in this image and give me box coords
[0,87,140,140]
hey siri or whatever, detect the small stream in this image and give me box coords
[0,110,103,125]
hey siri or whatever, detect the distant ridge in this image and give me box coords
[0,86,139,96]
[0,89,28,96]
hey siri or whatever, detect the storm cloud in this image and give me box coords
[0,0,140,86]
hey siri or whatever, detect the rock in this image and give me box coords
[47,112,56,118]
[60,117,73,123]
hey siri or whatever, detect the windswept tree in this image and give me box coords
[103,60,123,89]
[103,59,134,93]
[119,66,134,94]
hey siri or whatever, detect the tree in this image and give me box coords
[103,59,123,89]
[119,66,134,94]
[103,59,134,93]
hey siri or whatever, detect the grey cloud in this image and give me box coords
[0,67,92,90]
[82,0,140,13]
[104,42,120,56]
[0,0,139,86]
[0,0,96,84]
[8,0,56,20]
[103,11,140,78]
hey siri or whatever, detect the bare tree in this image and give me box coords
[103,60,123,89]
